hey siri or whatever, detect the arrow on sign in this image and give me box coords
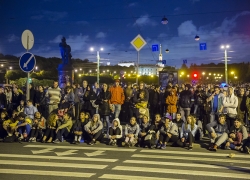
[85,151,105,157]
[23,54,34,68]
[31,148,54,154]
[55,150,78,156]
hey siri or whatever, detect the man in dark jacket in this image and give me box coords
[237,88,247,123]
[149,85,160,120]
[179,84,193,122]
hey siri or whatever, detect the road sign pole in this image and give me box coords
[97,51,100,84]
[26,35,30,101]
[136,51,139,84]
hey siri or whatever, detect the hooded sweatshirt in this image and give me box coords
[223,91,238,115]
[107,118,123,139]
[159,121,179,136]
[24,105,38,120]
[84,114,103,134]
[125,122,140,138]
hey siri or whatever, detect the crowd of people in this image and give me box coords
[0,79,250,154]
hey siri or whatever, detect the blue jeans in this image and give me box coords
[17,122,31,135]
[114,104,121,118]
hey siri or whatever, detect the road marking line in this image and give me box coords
[99,174,186,180]
[24,144,136,152]
[140,149,250,159]
[0,160,107,169]
[55,150,78,156]
[124,160,250,170]
[31,148,54,154]
[85,150,105,157]
[113,166,250,179]
[132,154,250,164]
[0,169,94,178]
[0,154,117,162]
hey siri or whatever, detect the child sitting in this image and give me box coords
[123,117,140,147]
[157,115,179,149]
[72,111,89,144]
[225,132,243,150]
[139,115,151,147]
[108,118,122,146]
[29,112,46,142]
[42,113,58,143]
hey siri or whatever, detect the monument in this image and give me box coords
[58,37,73,88]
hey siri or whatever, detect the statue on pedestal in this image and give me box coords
[59,37,72,65]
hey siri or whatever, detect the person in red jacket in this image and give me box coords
[109,80,125,118]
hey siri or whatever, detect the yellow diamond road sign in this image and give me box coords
[130,34,147,51]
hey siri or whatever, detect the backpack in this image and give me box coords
[180,95,191,108]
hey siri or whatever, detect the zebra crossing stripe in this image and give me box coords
[132,154,250,164]
[0,160,107,169]
[0,154,117,162]
[0,169,94,178]
[99,174,186,180]
[123,160,250,170]
[112,166,250,179]
[140,149,250,159]
[24,144,136,152]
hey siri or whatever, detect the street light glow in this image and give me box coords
[90,47,94,51]
[226,45,230,48]
[221,45,230,49]
[100,47,104,51]
[75,69,77,72]
[9,67,12,69]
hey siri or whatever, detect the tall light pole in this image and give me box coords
[90,47,103,84]
[221,45,230,84]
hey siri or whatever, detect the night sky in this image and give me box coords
[0,0,250,68]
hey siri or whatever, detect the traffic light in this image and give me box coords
[193,73,198,79]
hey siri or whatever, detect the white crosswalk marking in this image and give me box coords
[0,169,94,178]
[0,145,249,180]
[99,174,186,180]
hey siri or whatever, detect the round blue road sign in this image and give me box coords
[19,52,36,72]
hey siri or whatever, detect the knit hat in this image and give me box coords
[165,114,172,120]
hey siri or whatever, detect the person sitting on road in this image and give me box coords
[84,114,103,145]
[107,118,122,146]
[172,112,184,137]
[157,115,179,149]
[206,114,229,151]
[24,100,38,120]
[2,110,19,138]
[224,118,248,150]
[72,111,89,144]
[54,112,73,143]
[178,115,197,150]
[0,111,8,140]
[42,113,58,143]
[17,100,25,113]
[123,116,140,147]
[15,112,32,141]
[138,115,151,147]
[29,111,46,142]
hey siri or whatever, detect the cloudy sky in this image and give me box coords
[0,0,250,68]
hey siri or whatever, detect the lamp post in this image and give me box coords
[221,45,230,84]
[90,47,103,84]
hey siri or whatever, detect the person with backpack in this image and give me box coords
[179,84,193,122]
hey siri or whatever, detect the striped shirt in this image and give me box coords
[46,87,61,105]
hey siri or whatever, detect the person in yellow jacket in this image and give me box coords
[3,110,19,137]
[14,112,33,141]
[53,112,72,143]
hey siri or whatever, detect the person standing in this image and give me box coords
[237,88,247,123]
[179,84,193,122]
[0,87,7,113]
[46,81,61,114]
[109,80,125,118]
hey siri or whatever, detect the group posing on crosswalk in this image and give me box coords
[0,79,250,154]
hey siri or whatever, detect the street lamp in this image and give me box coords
[90,47,103,84]
[9,67,12,70]
[195,35,200,41]
[221,44,230,83]
[161,16,168,25]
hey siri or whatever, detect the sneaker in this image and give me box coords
[31,138,36,143]
[224,146,231,150]
[109,140,114,145]
[161,144,166,149]
[72,140,76,144]
[244,146,250,154]
[53,139,60,143]
[156,143,161,149]
[88,140,94,145]
[28,138,33,142]
[188,146,193,150]
[209,145,217,152]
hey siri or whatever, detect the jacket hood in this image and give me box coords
[112,118,121,127]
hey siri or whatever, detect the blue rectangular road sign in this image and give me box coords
[162,60,166,64]
[183,59,187,64]
[200,43,207,50]
[152,44,159,52]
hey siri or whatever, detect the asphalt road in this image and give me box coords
[0,141,249,180]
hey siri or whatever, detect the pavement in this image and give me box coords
[0,140,250,180]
